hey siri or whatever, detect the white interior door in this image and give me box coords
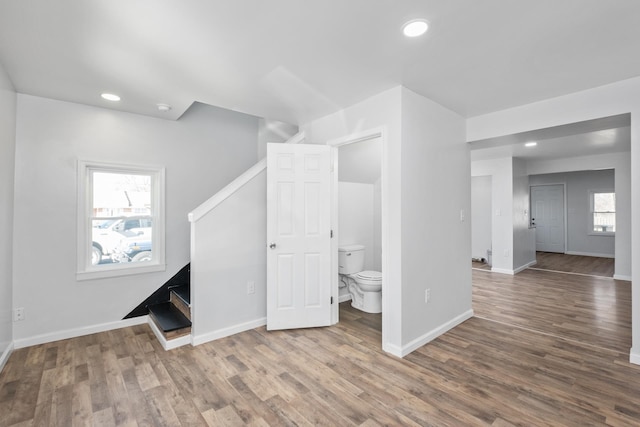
[266,143,332,330]
[531,184,565,253]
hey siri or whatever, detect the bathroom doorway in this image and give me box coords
[328,128,385,345]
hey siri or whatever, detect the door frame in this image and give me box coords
[327,127,387,346]
[530,182,568,254]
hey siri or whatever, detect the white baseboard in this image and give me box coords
[613,274,632,281]
[630,348,640,366]
[565,251,614,259]
[491,267,515,275]
[386,309,474,358]
[0,341,14,373]
[192,317,267,347]
[514,260,537,274]
[13,316,149,349]
[147,317,191,350]
[339,294,352,303]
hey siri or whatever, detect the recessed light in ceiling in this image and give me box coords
[403,19,429,37]
[157,103,172,112]
[101,93,121,102]
[525,142,537,147]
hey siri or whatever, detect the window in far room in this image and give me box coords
[77,161,165,280]
[590,190,615,235]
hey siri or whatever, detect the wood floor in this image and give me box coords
[473,251,615,278]
[1,269,638,426]
[531,251,615,277]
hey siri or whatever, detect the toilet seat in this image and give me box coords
[352,270,382,291]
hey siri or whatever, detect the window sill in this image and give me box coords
[588,232,615,237]
[77,263,166,281]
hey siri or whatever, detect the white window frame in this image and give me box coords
[588,189,615,236]
[77,160,166,280]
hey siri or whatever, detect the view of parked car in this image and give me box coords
[110,236,152,263]
[92,216,151,265]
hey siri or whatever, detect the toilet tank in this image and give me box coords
[338,244,365,274]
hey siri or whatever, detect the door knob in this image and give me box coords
[269,243,276,249]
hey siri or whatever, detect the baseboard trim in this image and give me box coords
[565,251,614,259]
[148,317,191,350]
[389,309,474,358]
[514,260,537,274]
[613,274,632,282]
[13,316,149,349]
[491,267,515,275]
[0,342,14,373]
[630,348,640,366]
[339,294,352,303]
[192,317,267,347]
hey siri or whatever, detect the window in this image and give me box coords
[590,190,615,234]
[77,161,165,280]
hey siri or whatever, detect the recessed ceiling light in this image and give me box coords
[157,103,172,112]
[403,19,429,37]
[525,142,537,147]
[101,93,121,102]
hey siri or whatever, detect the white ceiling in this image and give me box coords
[470,114,632,162]
[1,1,640,124]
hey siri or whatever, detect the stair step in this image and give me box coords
[169,284,190,306]
[148,302,191,332]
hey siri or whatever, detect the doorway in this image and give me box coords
[328,128,386,347]
[530,184,566,253]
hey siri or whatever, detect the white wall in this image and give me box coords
[466,76,640,364]
[338,181,375,300]
[338,182,375,269]
[191,171,267,344]
[257,118,298,159]
[472,158,514,273]
[13,96,259,344]
[527,152,630,278]
[512,158,536,271]
[0,62,16,360]
[471,176,492,262]
[301,86,404,354]
[400,87,472,348]
[529,169,615,257]
[373,177,382,271]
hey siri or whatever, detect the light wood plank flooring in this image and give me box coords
[531,251,615,277]
[1,269,638,426]
[473,252,615,277]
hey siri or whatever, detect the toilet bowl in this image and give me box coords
[339,245,382,314]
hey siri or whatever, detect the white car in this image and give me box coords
[92,217,151,265]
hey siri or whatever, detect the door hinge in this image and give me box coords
[331,296,334,305]
[330,229,333,238]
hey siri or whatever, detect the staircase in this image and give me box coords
[123,264,192,350]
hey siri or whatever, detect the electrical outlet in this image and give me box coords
[503,249,510,258]
[425,288,431,303]
[14,307,25,322]
[247,281,255,295]
[460,209,465,222]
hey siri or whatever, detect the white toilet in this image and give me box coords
[338,244,382,314]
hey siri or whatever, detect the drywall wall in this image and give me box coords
[529,169,615,257]
[400,87,471,347]
[257,118,298,159]
[471,158,514,273]
[512,158,535,271]
[527,152,630,278]
[338,181,375,300]
[338,182,375,270]
[191,171,267,343]
[13,96,258,343]
[466,76,640,363]
[373,177,382,271]
[0,62,16,359]
[301,86,403,354]
[471,176,492,262]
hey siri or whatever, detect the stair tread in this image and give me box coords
[170,284,190,306]
[149,302,191,332]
